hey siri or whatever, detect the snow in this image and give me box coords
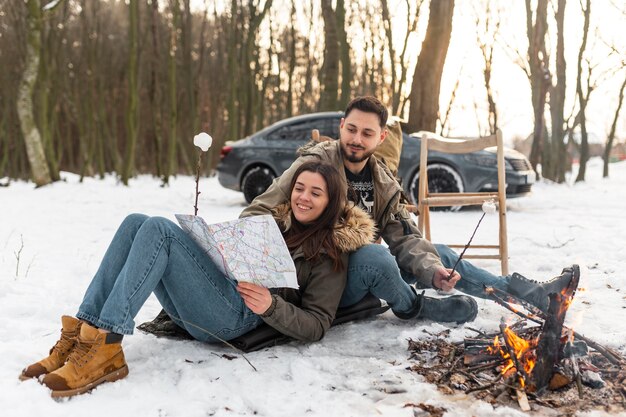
[1,158,625,417]
[41,0,62,12]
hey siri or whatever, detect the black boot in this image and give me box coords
[395,288,478,324]
[507,264,580,313]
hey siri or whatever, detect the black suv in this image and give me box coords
[217,112,535,205]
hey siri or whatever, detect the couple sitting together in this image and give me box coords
[20,96,579,398]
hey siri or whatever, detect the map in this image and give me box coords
[175,214,299,289]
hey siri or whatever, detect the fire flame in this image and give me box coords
[490,327,539,388]
[484,277,577,391]
[503,327,537,376]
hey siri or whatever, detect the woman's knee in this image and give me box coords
[129,216,180,245]
[140,216,177,235]
[122,213,149,228]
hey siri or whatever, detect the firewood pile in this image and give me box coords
[406,283,626,414]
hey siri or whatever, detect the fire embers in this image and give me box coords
[408,328,626,414]
[406,268,626,413]
[487,326,538,388]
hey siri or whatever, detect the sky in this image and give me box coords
[192,0,626,145]
[1,157,625,416]
[438,0,626,142]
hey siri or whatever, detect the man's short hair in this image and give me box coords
[344,96,388,128]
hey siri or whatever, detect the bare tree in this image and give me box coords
[406,0,455,133]
[320,0,339,111]
[17,0,65,186]
[148,0,164,178]
[603,71,626,177]
[121,0,140,185]
[545,0,567,183]
[525,0,549,176]
[381,0,424,115]
[439,68,462,136]
[164,0,180,185]
[474,0,502,135]
[574,0,591,183]
[336,0,351,109]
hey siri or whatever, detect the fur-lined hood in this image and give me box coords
[271,202,376,252]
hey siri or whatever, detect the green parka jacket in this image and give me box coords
[253,201,375,342]
[241,140,444,289]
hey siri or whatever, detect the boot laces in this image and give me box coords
[514,273,539,284]
[49,329,76,356]
[67,338,97,367]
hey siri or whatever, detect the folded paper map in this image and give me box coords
[175,214,299,289]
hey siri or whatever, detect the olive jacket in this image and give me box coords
[241,140,444,289]
[252,201,375,342]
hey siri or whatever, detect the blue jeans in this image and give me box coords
[77,214,263,341]
[339,244,510,313]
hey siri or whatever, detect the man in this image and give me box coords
[242,96,578,324]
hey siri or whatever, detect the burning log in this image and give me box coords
[526,292,567,393]
[407,333,626,413]
[463,338,501,365]
[407,269,626,413]
[528,267,579,393]
[499,320,533,411]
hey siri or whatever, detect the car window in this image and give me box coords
[267,120,315,142]
[311,117,339,139]
[328,117,341,138]
[266,117,341,142]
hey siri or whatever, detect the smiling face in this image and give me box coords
[339,109,387,174]
[290,171,330,225]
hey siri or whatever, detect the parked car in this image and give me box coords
[217,112,535,207]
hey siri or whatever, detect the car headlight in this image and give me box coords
[463,153,497,167]
[464,153,515,170]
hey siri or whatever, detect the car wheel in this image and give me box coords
[408,163,464,211]
[242,166,275,203]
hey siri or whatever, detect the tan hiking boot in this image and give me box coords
[42,322,128,398]
[20,316,82,381]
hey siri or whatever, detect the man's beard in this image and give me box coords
[340,142,376,163]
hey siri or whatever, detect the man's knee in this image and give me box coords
[349,244,397,270]
[434,243,458,267]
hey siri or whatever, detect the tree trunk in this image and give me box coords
[149,0,163,178]
[286,3,296,117]
[525,0,549,177]
[475,0,501,135]
[575,0,591,183]
[319,0,339,111]
[406,0,455,133]
[603,73,626,178]
[547,0,567,183]
[182,0,197,137]
[18,0,53,187]
[164,0,180,185]
[336,0,350,109]
[226,0,239,143]
[121,0,140,185]
[381,0,396,110]
[38,3,63,182]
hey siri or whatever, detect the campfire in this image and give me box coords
[406,277,626,414]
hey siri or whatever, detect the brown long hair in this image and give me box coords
[282,161,348,271]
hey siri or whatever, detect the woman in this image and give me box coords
[20,161,375,398]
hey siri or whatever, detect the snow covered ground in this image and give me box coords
[1,158,625,417]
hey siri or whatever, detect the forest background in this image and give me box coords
[1,0,625,188]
